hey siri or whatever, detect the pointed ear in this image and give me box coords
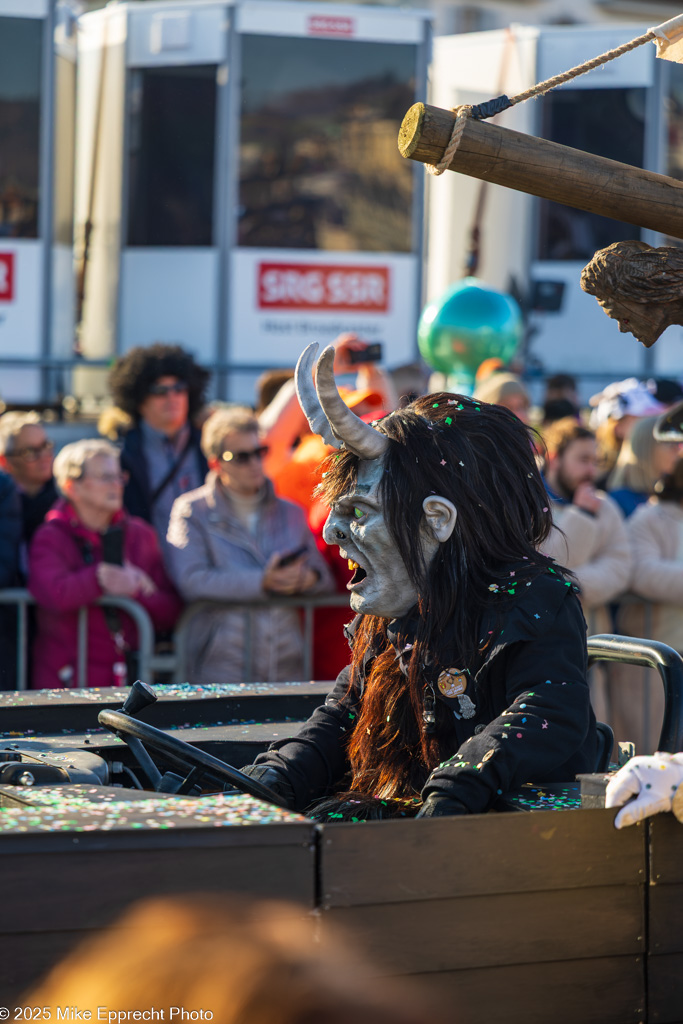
[422,495,457,543]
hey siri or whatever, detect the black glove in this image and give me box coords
[234,764,297,809]
[416,793,469,818]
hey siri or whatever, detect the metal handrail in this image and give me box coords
[171,594,352,684]
[0,588,157,690]
[587,633,683,753]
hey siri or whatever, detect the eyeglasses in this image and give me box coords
[80,472,129,485]
[147,381,189,397]
[7,440,54,462]
[220,445,269,465]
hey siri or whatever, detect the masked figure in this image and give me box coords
[243,344,597,819]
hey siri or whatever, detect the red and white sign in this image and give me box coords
[0,253,15,302]
[307,15,355,37]
[258,263,389,312]
[229,249,418,368]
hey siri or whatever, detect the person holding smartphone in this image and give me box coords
[166,407,333,685]
[28,440,182,689]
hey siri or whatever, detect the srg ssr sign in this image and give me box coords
[258,263,389,312]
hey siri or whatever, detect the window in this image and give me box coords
[239,34,417,252]
[537,88,645,261]
[127,65,217,247]
[0,18,43,239]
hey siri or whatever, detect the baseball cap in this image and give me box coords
[589,378,666,428]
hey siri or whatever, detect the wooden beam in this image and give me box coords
[399,102,683,240]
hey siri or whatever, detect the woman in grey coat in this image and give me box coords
[166,407,334,684]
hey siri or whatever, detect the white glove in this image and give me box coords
[605,752,683,829]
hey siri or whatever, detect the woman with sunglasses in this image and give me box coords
[28,440,182,689]
[166,407,334,684]
[108,344,211,555]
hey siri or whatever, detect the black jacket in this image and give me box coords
[20,477,59,548]
[0,472,21,587]
[255,568,597,814]
[119,425,208,524]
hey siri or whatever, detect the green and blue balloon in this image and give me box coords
[418,278,523,391]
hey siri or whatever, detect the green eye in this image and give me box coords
[353,507,365,519]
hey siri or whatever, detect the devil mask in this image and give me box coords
[297,342,554,628]
[297,343,453,618]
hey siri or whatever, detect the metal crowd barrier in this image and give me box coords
[0,589,159,690]
[0,589,352,690]
[171,594,352,684]
[0,585,673,715]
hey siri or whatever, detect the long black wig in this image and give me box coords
[312,393,562,819]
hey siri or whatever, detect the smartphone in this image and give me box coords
[278,545,308,567]
[102,526,124,565]
[347,342,383,365]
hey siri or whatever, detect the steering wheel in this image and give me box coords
[98,708,288,808]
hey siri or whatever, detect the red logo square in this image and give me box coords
[0,254,14,302]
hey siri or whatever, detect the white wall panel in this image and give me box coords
[120,248,219,362]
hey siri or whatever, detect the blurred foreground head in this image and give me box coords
[23,895,444,1024]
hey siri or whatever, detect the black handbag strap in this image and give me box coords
[149,433,195,507]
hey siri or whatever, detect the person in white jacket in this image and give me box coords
[627,461,683,650]
[542,418,633,747]
[542,418,632,619]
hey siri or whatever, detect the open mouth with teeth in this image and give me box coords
[347,559,368,588]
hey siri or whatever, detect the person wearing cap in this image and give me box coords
[607,416,681,519]
[473,372,531,425]
[589,378,666,488]
[541,417,631,627]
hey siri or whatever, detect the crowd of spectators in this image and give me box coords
[1,342,683,758]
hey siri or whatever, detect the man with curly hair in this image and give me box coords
[108,344,210,551]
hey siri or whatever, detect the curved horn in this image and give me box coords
[315,346,390,460]
[295,343,338,447]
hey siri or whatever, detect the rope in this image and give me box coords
[427,26,658,175]
[511,26,657,104]
[426,104,474,176]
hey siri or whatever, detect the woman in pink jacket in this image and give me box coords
[28,439,182,689]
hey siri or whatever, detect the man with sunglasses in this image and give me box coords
[0,411,58,689]
[0,412,59,565]
[109,344,210,557]
[166,406,333,684]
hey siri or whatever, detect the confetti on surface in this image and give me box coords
[502,783,582,812]
[0,786,308,835]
